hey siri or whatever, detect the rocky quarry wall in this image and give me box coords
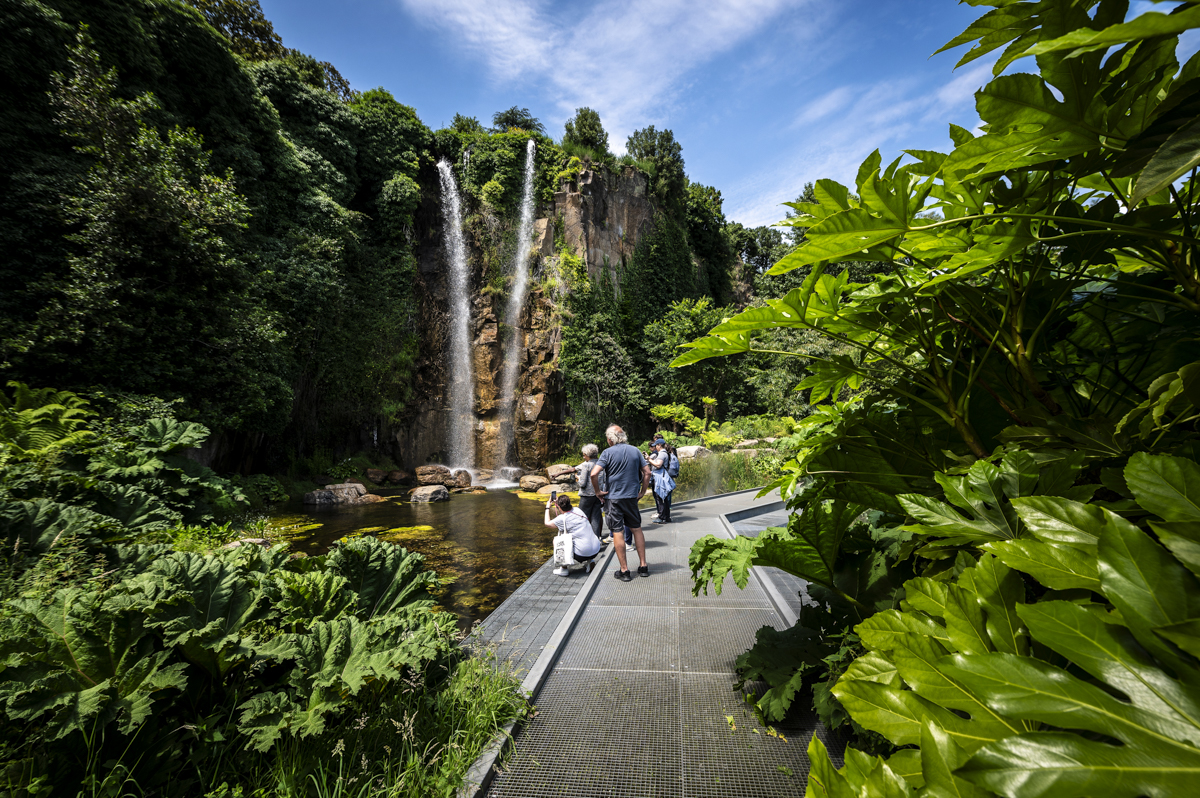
[389,165,654,471]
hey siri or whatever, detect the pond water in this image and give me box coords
[267,489,556,629]
[265,487,658,630]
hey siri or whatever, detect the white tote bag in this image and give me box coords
[553,530,573,566]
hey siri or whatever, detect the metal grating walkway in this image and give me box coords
[484,490,839,797]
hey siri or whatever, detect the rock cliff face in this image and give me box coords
[389,165,654,471]
[556,166,654,287]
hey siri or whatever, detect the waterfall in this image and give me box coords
[436,160,476,469]
[497,139,537,466]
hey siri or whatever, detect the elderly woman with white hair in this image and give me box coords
[575,443,607,542]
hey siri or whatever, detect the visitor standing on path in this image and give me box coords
[590,424,651,582]
[575,444,607,543]
[649,440,676,524]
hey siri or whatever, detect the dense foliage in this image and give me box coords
[0,383,525,796]
[0,0,429,470]
[680,1,1200,795]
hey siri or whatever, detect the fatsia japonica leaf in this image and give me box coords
[1148,520,1200,579]
[669,331,752,368]
[835,557,1032,757]
[1027,6,1200,60]
[768,208,906,275]
[920,721,995,798]
[984,538,1101,591]
[945,650,1200,798]
[1132,116,1200,204]
[1098,508,1200,674]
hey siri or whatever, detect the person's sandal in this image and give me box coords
[613,569,633,582]
[637,565,650,577]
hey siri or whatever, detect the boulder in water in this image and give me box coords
[475,469,494,483]
[416,465,452,485]
[451,469,472,488]
[520,474,550,491]
[676,445,712,460]
[386,470,412,485]
[410,485,450,502]
[223,537,271,549]
[547,463,576,482]
[365,468,385,483]
[500,466,526,482]
[303,481,384,506]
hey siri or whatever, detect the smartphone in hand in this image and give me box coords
[551,490,558,501]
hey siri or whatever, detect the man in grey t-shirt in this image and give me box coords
[591,424,651,581]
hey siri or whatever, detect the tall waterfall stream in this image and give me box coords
[497,139,537,466]
[436,159,476,470]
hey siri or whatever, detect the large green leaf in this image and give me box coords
[1019,600,1200,727]
[984,539,1101,591]
[1098,509,1200,670]
[0,589,187,740]
[806,733,914,798]
[0,499,110,556]
[732,623,822,722]
[1027,6,1200,59]
[139,551,269,679]
[236,614,454,751]
[946,651,1200,798]
[767,208,906,275]
[326,536,436,620]
[1126,451,1200,522]
[669,331,752,367]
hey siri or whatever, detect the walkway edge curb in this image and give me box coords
[718,503,799,628]
[457,542,616,798]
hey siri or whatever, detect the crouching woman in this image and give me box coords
[544,494,601,576]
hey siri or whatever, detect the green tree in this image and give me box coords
[642,298,741,414]
[727,223,789,276]
[562,107,609,155]
[23,31,287,431]
[452,112,484,134]
[626,125,686,214]
[180,0,284,61]
[685,182,734,302]
[491,105,544,135]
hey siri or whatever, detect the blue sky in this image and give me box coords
[259,0,1199,228]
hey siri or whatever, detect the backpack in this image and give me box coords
[667,452,680,478]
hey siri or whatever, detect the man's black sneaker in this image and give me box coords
[637,565,650,577]
[613,569,633,582]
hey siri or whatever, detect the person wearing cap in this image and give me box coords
[648,439,676,524]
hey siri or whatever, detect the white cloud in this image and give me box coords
[397,0,807,147]
[726,60,993,227]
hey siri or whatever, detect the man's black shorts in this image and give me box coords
[606,497,642,533]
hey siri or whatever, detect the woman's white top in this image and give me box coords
[553,507,601,557]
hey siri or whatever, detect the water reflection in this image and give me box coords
[267,489,552,630]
